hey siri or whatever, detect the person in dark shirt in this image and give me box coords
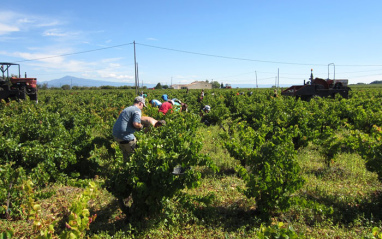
[112,96,146,160]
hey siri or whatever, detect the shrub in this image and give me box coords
[106,112,217,219]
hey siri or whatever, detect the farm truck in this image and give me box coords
[0,62,38,102]
[281,69,350,101]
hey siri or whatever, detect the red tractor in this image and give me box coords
[0,62,38,102]
[281,69,350,101]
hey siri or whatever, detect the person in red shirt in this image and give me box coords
[159,100,174,115]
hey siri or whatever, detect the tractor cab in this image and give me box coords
[0,62,38,101]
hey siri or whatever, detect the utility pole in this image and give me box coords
[275,76,277,88]
[136,62,140,90]
[255,71,258,88]
[134,41,138,95]
[278,68,279,88]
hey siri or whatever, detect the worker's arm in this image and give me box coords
[132,111,144,130]
[133,122,143,130]
[141,116,157,127]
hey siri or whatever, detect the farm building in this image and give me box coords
[171,81,212,90]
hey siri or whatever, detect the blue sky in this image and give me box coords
[1,0,381,86]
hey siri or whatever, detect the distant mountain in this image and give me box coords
[40,76,137,88]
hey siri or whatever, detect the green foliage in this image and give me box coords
[221,121,269,167]
[60,181,98,239]
[106,112,217,218]
[257,222,302,239]
[291,197,334,224]
[363,227,382,239]
[224,123,305,215]
[321,129,360,167]
[21,180,57,238]
[61,84,71,90]
[21,179,98,239]
[0,228,14,239]
[0,162,26,218]
[3,88,382,237]
[358,125,382,181]
[0,95,114,186]
[211,81,221,89]
[154,83,162,89]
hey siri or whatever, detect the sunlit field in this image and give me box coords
[2,87,382,238]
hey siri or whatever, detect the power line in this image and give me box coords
[15,42,134,63]
[348,73,382,79]
[257,77,276,82]
[135,43,326,66]
[135,42,382,67]
[11,40,382,77]
[340,68,382,74]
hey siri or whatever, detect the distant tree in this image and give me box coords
[212,81,220,89]
[155,83,162,89]
[205,79,209,83]
[61,84,71,90]
[163,85,169,89]
[100,85,116,89]
[370,81,382,84]
[38,83,48,90]
[221,83,224,88]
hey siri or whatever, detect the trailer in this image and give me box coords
[281,69,350,101]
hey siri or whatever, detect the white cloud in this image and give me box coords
[0,11,133,82]
[0,10,64,37]
[0,23,19,35]
[0,12,21,35]
[36,21,61,27]
[109,63,121,68]
[17,18,34,24]
[147,37,158,41]
[0,11,19,22]
[99,72,134,80]
[38,56,134,82]
[43,29,69,37]
[11,51,65,64]
[101,57,123,63]
[41,28,84,43]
